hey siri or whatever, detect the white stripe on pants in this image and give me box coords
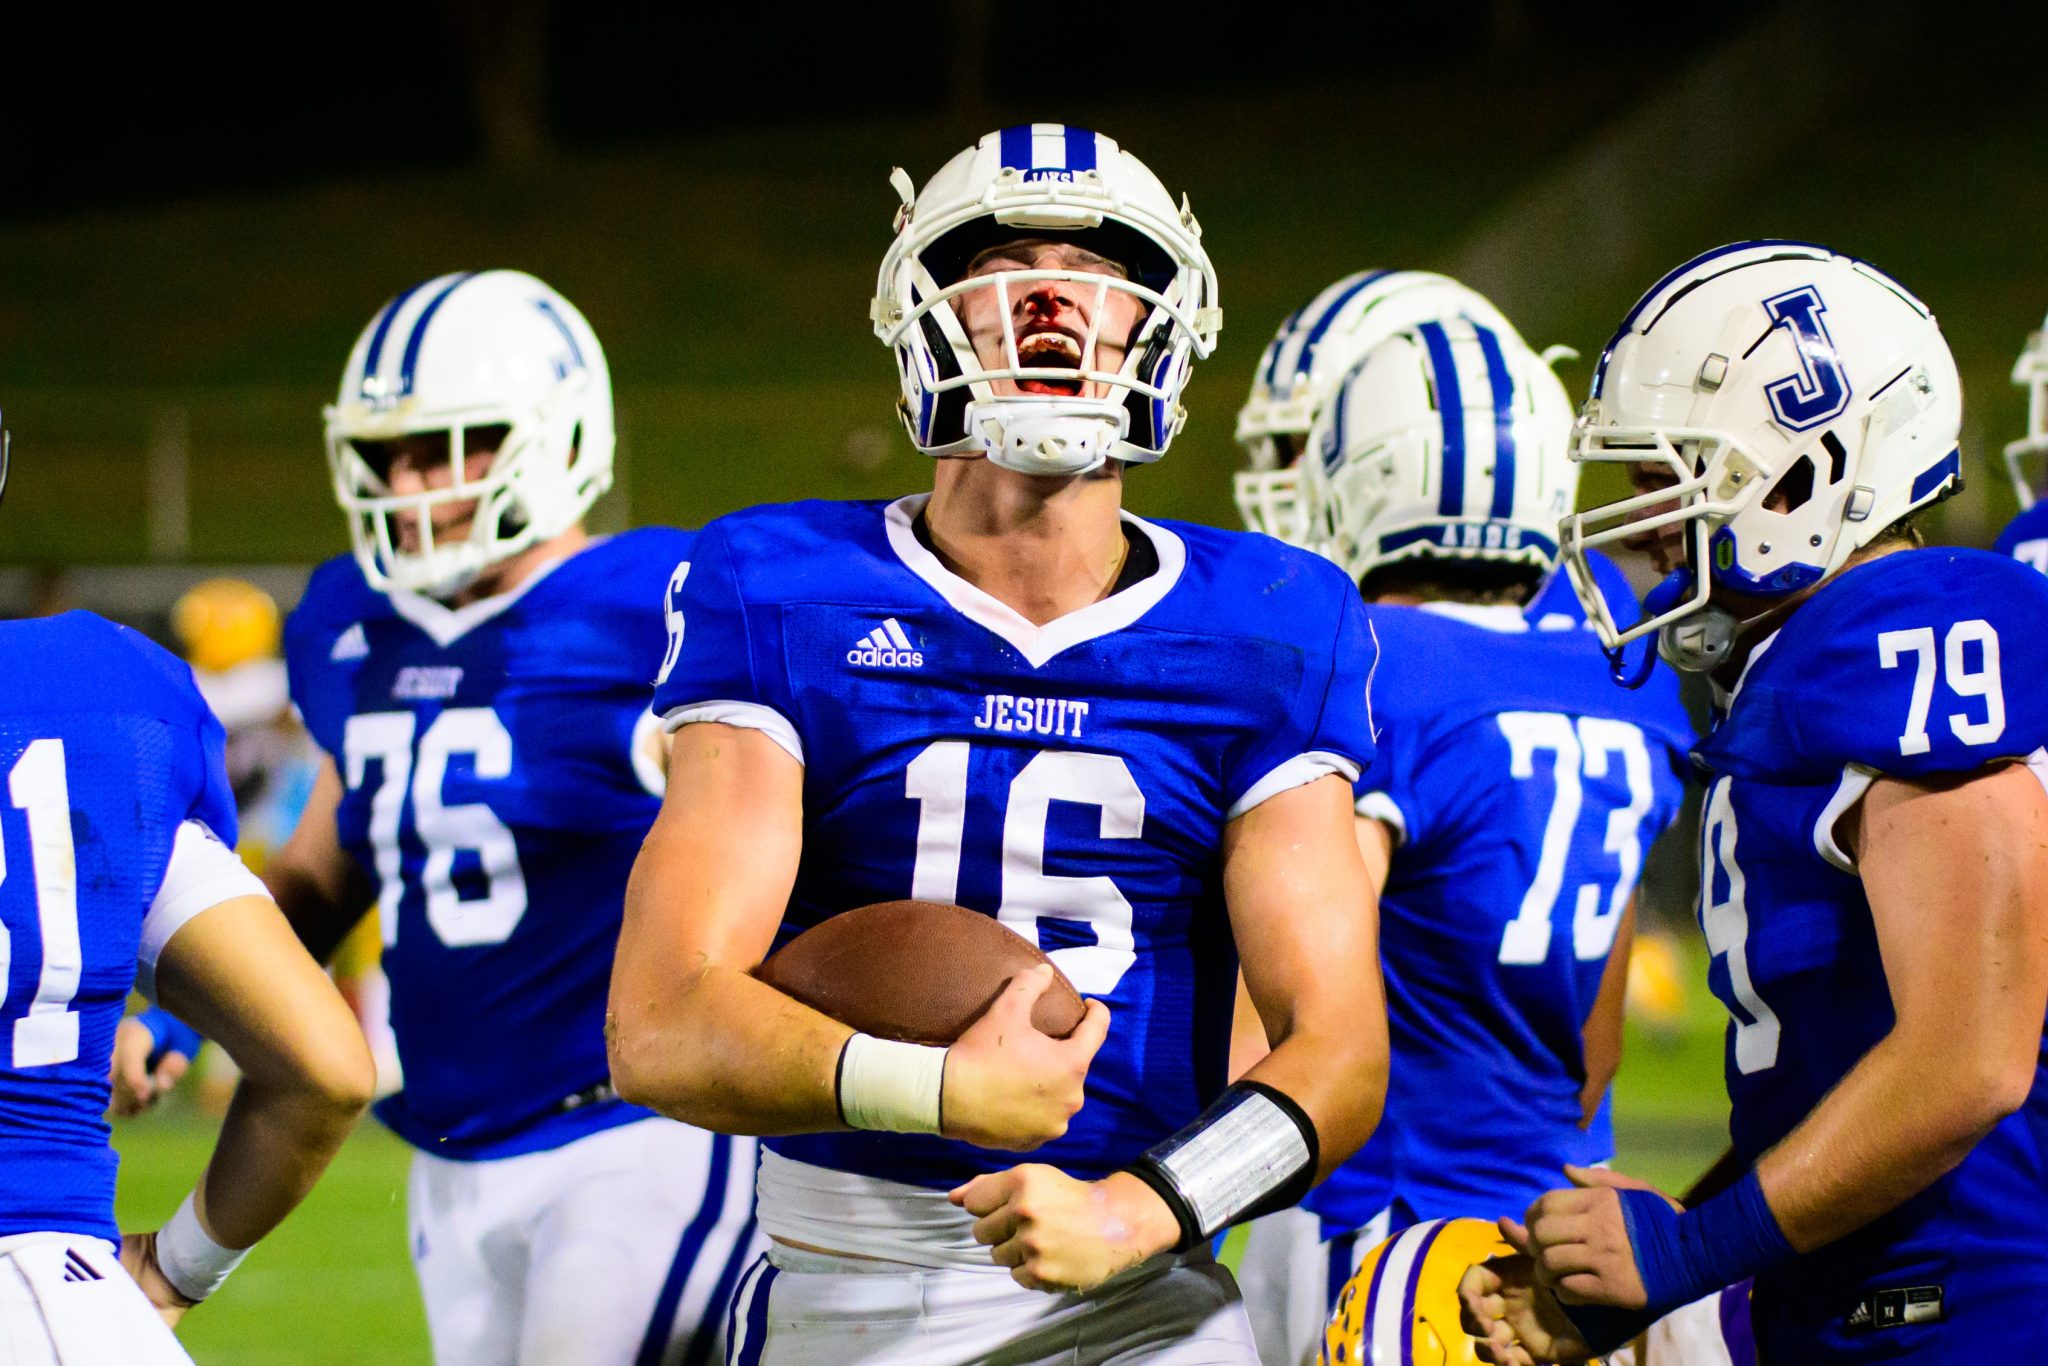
[409,1117,763,1366]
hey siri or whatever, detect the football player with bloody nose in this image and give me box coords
[1460,243,2048,1365]
[611,125,1388,1364]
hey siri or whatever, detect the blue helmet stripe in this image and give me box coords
[1417,321,1467,517]
[1294,271,1391,380]
[1910,446,1961,502]
[1471,323,1518,519]
[999,125,1033,170]
[1064,126,1097,172]
[397,272,479,397]
[1358,1226,1399,1351]
[1396,1221,1449,1365]
[359,277,433,395]
[532,297,585,369]
[1260,305,1308,393]
[1593,239,1831,398]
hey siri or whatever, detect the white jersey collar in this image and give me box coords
[883,494,1186,669]
[383,545,581,648]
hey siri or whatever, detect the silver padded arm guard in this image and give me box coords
[1123,1080,1320,1252]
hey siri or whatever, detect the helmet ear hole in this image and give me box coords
[1766,454,1817,514]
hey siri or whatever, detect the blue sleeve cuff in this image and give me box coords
[135,1007,205,1068]
[1568,1170,1793,1355]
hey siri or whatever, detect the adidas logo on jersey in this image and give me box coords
[847,619,923,669]
[330,623,369,662]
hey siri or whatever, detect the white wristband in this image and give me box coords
[835,1033,947,1135]
[154,1191,251,1302]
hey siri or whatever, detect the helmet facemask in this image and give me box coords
[875,130,1220,479]
[325,370,599,600]
[2007,328,2048,508]
[888,249,1200,477]
[1560,244,1962,678]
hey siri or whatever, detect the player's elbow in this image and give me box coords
[605,1007,704,1120]
[1958,1050,2036,1134]
[306,1023,378,1120]
[268,1021,377,1128]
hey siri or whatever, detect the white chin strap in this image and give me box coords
[965,398,1128,477]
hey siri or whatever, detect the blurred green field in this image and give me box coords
[114,1105,428,1364]
[4,10,2045,571]
[116,942,1728,1365]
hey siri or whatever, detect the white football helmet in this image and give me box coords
[1234,271,1521,547]
[1302,317,1575,586]
[2007,318,2048,508]
[872,124,1220,478]
[1561,241,1961,674]
[324,269,614,599]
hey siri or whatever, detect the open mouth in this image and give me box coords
[1015,331,1085,396]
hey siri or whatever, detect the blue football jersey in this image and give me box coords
[1527,545,1656,1175]
[285,530,690,1159]
[1993,500,2048,574]
[1304,603,1693,1237]
[0,613,238,1245]
[1526,547,1637,631]
[651,496,1378,1189]
[1691,548,2048,1361]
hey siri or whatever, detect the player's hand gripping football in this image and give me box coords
[109,1017,191,1117]
[120,1231,198,1330]
[940,964,1110,1151]
[951,1165,1180,1293]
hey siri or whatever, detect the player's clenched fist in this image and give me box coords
[950,1164,1180,1292]
[941,965,1111,1151]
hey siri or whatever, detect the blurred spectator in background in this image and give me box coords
[153,578,400,1106]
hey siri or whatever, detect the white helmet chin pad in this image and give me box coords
[966,398,1128,477]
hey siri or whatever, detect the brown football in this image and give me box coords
[753,900,1087,1045]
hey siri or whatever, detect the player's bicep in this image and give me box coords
[1223,772,1379,1045]
[151,890,367,1096]
[625,721,803,973]
[1858,764,2048,1085]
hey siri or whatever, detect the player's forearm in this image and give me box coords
[1755,1021,2024,1252]
[1579,901,1635,1127]
[196,1070,367,1249]
[1241,1016,1386,1181]
[1756,766,2048,1251]
[607,957,849,1135]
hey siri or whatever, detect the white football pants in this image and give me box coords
[724,1242,1259,1365]
[1235,1206,1388,1366]
[409,1118,762,1366]
[0,1233,192,1366]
